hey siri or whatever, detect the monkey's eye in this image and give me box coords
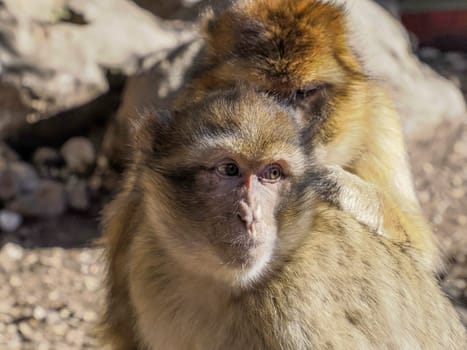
[261,164,283,182]
[216,162,240,177]
[290,83,324,104]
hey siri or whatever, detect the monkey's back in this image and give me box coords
[231,206,465,350]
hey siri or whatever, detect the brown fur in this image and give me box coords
[176,0,438,270]
[100,89,465,349]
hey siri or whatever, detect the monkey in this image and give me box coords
[100,88,465,350]
[174,0,439,270]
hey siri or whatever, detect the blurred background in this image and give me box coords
[0,0,466,349]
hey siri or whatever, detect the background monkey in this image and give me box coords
[177,0,438,269]
[100,88,465,350]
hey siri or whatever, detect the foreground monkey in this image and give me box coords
[100,89,465,350]
[177,0,438,269]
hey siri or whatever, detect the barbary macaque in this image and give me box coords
[100,89,465,350]
[176,0,438,270]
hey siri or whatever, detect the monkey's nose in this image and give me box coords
[237,201,255,230]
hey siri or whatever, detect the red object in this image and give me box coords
[401,10,467,51]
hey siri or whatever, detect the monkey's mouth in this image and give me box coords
[214,237,268,268]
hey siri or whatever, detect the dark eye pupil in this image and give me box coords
[265,165,282,180]
[225,163,239,176]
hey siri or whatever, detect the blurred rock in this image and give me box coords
[11,162,40,193]
[61,137,95,175]
[0,142,19,163]
[445,52,467,73]
[0,162,39,201]
[0,0,195,139]
[0,165,19,201]
[1,242,24,261]
[103,39,204,164]
[418,47,442,63]
[8,180,67,218]
[134,0,230,20]
[0,210,23,232]
[65,178,89,211]
[33,147,65,178]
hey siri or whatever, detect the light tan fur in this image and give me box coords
[100,89,465,349]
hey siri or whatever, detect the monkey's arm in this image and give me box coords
[326,95,438,269]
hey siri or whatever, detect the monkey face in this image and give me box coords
[191,0,368,144]
[136,89,314,288]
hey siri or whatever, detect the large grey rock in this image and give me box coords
[0,0,195,138]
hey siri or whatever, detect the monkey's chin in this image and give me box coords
[218,243,274,289]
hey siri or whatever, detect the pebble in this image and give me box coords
[0,209,23,232]
[445,52,467,72]
[33,147,65,179]
[11,161,39,193]
[418,46,441,62]
[82,310,98,322]
[66,178,89,210]
[59,308,72,319]
[61,137,96,175]
[2,242,24,260]
[0,165,19,201]
[33,306,47,321]
[18,321,35,340]
[0,142,19,162]
[8,180,67,218]
[51,322,68,336]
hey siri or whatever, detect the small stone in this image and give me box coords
[59,308,71,319]
[2,242,24,260]
[37,341,51,350]
[0,210,22,232]
[422,162,434,175]
[9,275,22,287]
[418,191,430,203]
[457,216,467,225]
[66,178,89,211]
[444,51,467,72]
[0,165,19,201]
[33,147,65,178]
[61,137,96,174]
[451,188,465,199]
[453,279,467,290]
[33,306,47,321]
[418,46,441,62]
[46,311,60,324]
[84,276,99,291]
[18,321,35,340]
[8,180,67,218]
[66,328,85,346]
[82,310,98,322]
[11,161,39,193]
[451,175,463,187]
[0,142,19,162]
[51,322,68,336]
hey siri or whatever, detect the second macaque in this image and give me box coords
[178,0,437,269]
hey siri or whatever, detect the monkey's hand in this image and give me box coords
[313,165,386,236]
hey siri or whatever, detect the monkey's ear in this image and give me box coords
[130,108,172,154]
[200,6,220,40]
